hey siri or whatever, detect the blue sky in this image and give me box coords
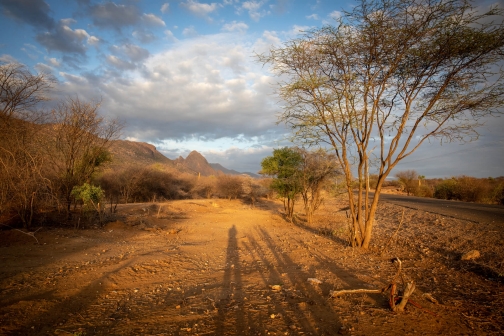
[1,0,503,178]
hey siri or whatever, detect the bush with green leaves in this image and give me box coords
[71,183,104,211]
[261,147,303,221]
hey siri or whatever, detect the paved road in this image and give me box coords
[376,193,504,223]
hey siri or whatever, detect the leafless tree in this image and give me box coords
[0,62,53,228]
[259,0,504,248]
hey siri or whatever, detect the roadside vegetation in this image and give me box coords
[392,170,504,205]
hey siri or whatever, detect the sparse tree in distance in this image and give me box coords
[395,170,418,196]
[298,148,340,223]
[259,0,504,248]
[242,176,269,207]
[260,147,303,221]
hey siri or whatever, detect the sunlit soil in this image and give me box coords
[0,197,502,335]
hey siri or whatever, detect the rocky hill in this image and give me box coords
[109,140,256,177]
[109,140,174,167]
[174,151,222,176]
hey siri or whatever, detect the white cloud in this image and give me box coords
[306,14,319,20]
[289,25,310,36]
[109,43,150,64]
[87,35,100,46]
[222,21,248,33]
[203,145,274,173]
[160,3,170,14]
[252,30,281,54]
[182,26,198,37]
[36,19,91,54]
[181,0,219,17]
[0,54,18,63]
[142,13,166,26]
[54,33,281,154]
[242,1,268,21]
[47,57,61,67]
[106,55,135,70]
[34,62,54,74]
[329,10,341,20]
[132,30,156,43]
[164,30,179,42]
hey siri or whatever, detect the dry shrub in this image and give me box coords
[97,166,195,203]
[191,176,216,199]
[216,175,244,200]
[434,176,503,204]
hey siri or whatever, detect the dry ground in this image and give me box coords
[0,197,503,335]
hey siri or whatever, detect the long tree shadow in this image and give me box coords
[290,216,350,247]
[253,198,350,247]
[240,225,362,335]
[253,226,390,330]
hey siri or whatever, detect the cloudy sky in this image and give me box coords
[1,0,503,178]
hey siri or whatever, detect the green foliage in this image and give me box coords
[261,147,303,199]
[71,183,104,208]
[434,179,458,200]
[261,147,303,220]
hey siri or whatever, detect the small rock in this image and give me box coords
[270,314,276,319]
[461,250,480,260]
[307,278,322,284]
[270,285,282,291]
[338,326,349,335]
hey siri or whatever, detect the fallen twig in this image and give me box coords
[330,257,435,315]
[1,224,42,244]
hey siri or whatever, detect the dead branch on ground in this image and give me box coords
[330,257,434,315]
[0,224,42,244]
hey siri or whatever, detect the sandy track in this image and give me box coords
[0,198,503,335]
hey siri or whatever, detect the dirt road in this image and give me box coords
[0,198,503,335]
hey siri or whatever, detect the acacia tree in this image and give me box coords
[49,98,122,213]
[259,0,504,248]
[260,147,303,221]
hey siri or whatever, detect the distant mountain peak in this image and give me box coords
[109,139,255,177]
[186,150,207,161]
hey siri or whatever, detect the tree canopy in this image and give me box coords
[259,0,504,248]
